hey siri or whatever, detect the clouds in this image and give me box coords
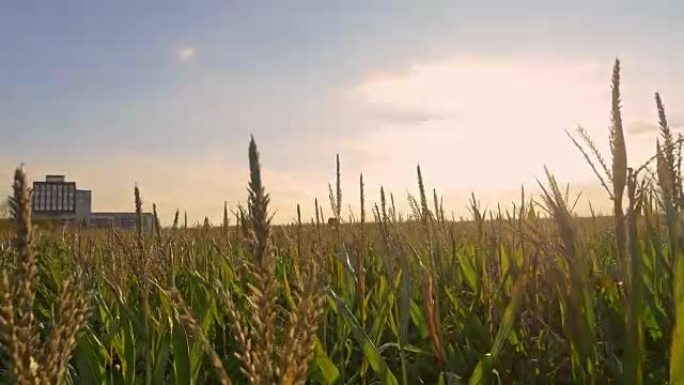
[358,104,448,125]
[76,52,677,223]
[3,49,682,225]
[177,45,196,62]
[340,54,609,184]
[329,52,684,211]
[627,120,684,134]
[627,121,658,134]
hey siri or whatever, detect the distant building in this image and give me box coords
[89,212,153,229]
[32,175,77,219]
[32,174,154,230]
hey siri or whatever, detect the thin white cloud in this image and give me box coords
[338,53,673,204]
[627,121,658,134]
[177,46,196,62]
[342,55,606,185]
[627,120,684,134]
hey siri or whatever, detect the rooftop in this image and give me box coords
[45,175,66,183]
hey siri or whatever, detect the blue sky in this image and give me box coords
[1,1,683,223]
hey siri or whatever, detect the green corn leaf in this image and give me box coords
[312,336,341,385]
[671,255,684,384]
[72,333,108,385]
[330,290,399,385]
[468,354,493,385]
[173,319,192,385]
[469,275,525,385]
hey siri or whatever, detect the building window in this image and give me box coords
[53,185,58,210]
[47,185,52,210]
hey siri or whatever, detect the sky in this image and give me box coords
[1,0,683,224]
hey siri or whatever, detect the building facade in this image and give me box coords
[32,175,154,231]
[32,175,76,220]
[89,212,154,230]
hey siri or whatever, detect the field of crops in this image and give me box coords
[1,60,683,385]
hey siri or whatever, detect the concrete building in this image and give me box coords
[89,212,154,230]
[75,189,91,222]
[32,174,154,230]
[32,175,77,221]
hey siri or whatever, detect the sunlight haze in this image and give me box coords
[1,1,683,224]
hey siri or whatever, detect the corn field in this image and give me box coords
[1,60,684,384]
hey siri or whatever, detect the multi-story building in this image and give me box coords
[32,174,154,230]
[32,175,77,218]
